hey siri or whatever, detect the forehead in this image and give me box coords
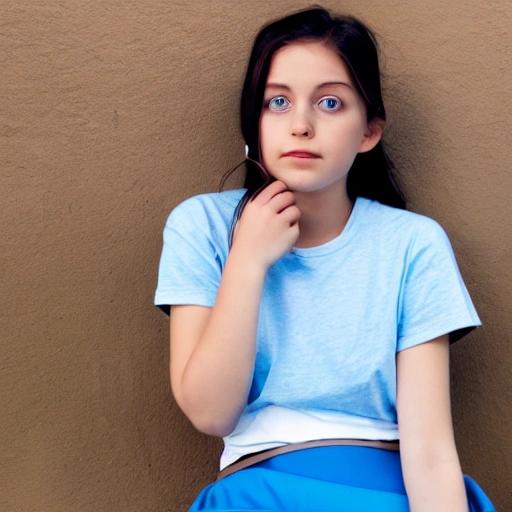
[266,41,352,86]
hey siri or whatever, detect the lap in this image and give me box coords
[189,446,409,512]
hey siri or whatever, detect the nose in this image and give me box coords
[291,106,314,139]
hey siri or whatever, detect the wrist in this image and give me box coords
[226,246,269,281]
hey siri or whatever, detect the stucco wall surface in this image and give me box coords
[1,0,510,510]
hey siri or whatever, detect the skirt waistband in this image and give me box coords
[218,438,399,481]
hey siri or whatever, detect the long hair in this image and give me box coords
[221,7,406,240]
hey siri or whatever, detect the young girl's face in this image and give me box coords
[259,41,381,195]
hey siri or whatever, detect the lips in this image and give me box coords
[283,150,320,159]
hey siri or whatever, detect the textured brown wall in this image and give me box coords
[1,0,510,510]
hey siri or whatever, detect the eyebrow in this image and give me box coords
[265,81,353,91]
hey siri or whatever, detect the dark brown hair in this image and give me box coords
[222,6,405,238]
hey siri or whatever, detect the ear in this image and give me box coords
[358,118,384,153]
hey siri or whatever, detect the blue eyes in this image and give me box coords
[265,96,341,112]
[319,98,340,111]
[267,97,290,111]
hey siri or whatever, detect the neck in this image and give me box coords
[293,184,354,249]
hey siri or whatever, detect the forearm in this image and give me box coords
[403,454,469,512]
[397,337,469,511]
[178,249,266,436]
[171,181,299,437]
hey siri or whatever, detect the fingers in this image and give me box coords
[255,181,296,215]
[268,190,296,213]
[280,204,301,225]
[250,180,299,222]
[252,180,289,205]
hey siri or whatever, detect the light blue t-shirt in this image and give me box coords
[155,189,480,467]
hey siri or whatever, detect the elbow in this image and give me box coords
[189,415,236,438]
[171,373,242,437]
[173,389,238,437]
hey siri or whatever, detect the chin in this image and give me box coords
[283,182,329,194]
[286,177,349,196]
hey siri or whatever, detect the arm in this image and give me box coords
[397,335,469,512]
[169,181,300,437]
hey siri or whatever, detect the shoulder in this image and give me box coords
[168,188,246,217]
[357,197,450,247]
[165,189,246,229]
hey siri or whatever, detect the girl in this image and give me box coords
[155,7,496,512]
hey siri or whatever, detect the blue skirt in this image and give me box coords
[189,446,495,512]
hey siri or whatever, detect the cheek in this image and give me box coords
[259,117,276,159]
[330,118,366,148]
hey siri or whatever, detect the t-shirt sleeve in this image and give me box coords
[396,219,481,352]
[154,198,223,315]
